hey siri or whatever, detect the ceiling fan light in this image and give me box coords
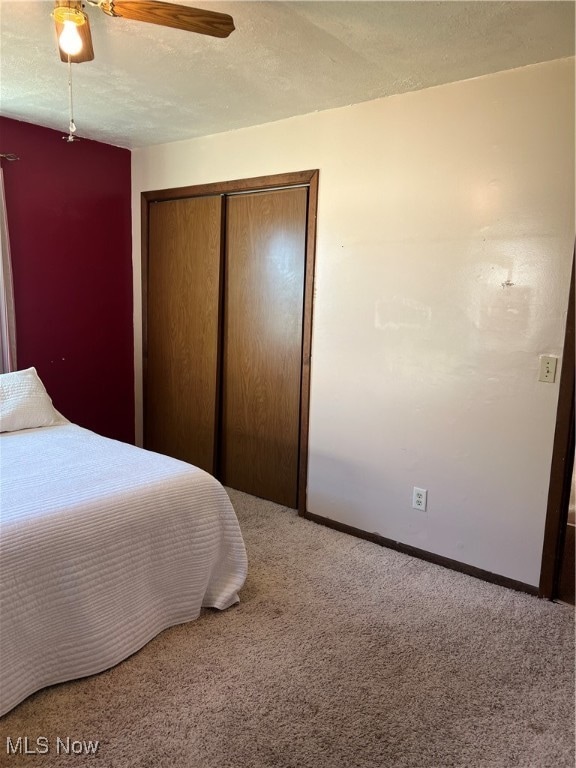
[52,6,86,26]
[53,6,87,56]
[59,20,84,55]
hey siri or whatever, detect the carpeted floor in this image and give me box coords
[1,489,574,768]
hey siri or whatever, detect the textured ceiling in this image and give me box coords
[0,1,574,149]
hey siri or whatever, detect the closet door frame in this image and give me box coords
[141,170,319,513]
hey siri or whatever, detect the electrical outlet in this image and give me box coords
[412,487,427,511]
[538,355,558,383]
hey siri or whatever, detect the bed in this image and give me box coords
[0,368,248,717]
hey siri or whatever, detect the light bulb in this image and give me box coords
[59,20,83,56]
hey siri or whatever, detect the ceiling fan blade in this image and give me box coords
[101,1,235,38]
[53,1,95,63]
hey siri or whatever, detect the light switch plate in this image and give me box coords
[538,355,558,383]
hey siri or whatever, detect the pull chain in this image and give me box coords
[63,55,80,143]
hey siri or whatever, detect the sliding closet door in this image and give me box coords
[146,196,222,472]
[221,188,307,507]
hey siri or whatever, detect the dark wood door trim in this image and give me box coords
[298,173,319,513]
[141,170,319,513]
[539,251,575,599]
[142,170,318,204]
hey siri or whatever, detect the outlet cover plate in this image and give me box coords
[412,487,427,511]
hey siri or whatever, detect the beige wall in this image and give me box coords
[132,58,575,586]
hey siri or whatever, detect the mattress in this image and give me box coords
[0,423,247,716]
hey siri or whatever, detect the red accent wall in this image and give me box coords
[0,117,134,443]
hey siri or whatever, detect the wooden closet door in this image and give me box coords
[221,188,307,507]
[146,196,222,472]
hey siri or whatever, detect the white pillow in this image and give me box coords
[0,367,66,433]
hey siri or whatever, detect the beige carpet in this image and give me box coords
[1,489,574,768]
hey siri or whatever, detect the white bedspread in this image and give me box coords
[0,424,247,716]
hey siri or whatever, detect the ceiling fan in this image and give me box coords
[52,0,235,63]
